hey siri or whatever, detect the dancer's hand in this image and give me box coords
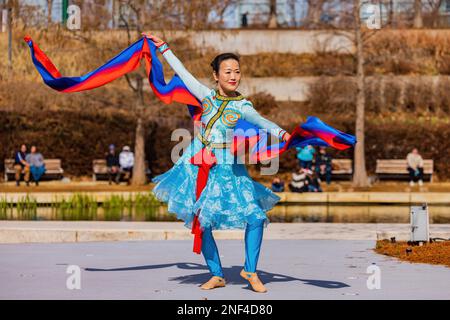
[141,32,165,47]
[282,132,291,142]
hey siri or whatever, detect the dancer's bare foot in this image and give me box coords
[200,276,226,290]
[240,269,267,293]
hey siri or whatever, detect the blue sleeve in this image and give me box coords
[242,101,286,139]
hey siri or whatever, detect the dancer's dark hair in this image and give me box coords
[210,53,240,73]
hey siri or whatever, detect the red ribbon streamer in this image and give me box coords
[189,147,217,254]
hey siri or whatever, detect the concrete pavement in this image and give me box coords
[0,239,449,299]
[1,221,450,243]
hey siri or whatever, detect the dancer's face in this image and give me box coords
[214,59,241,95]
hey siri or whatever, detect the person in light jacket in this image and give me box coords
[119,145,134,184]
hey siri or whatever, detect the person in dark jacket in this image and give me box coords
[271,177,285,193]
[106,144,120,184]
[314,147,332,185]
[14,144,30,186]
[307,166,323,192]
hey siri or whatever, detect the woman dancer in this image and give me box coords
[143,33,290,293]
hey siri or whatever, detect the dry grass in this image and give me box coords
[375,240,450,268]
[4,28,450,83]
[307,76,450,116]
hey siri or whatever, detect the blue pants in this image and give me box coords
[201,219,265,278]
[299,160,312,169]
[30,165,45,182]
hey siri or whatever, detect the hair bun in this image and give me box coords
[210,53,240,73]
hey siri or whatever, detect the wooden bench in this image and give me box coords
[331,159,353,180]
[376,159,434,181]
[4,158,64,182]
[92,159,152,181]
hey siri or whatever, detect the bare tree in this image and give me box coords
[317,0,373,187]
[119,0,148,186]
[286,0,296,27]
[428,0,443,28]
[268,0,278,28]
[169,0,236,29]
[352,0,368,187]
[305,0,326,28]
[46,0,53,26]
[6,0,12,70]
[387,0,395,26]
[413,0,424,28]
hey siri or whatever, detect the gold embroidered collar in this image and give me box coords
[214,90,244,101]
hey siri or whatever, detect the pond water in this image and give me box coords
[2,204,449,223]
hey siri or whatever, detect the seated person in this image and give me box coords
[314,147,332,185]
[119,145,134,184]
[307,166,323,193]
[25,145,46,186]
[14,144,30,187]
[289,168,309,193]
[296,145,315,170]
[271,177,285,193]
[106,144,120,184]
[407,148,424,187]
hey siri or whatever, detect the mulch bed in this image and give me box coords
[375,240,450,268]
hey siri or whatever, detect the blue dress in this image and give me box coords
[150,49,287,231]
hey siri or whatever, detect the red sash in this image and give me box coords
[189,147,217,254]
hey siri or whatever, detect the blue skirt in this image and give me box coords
[151,137,280,230]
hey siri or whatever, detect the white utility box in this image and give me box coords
[410,204,429,242]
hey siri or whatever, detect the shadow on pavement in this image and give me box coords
[84,262,349,289]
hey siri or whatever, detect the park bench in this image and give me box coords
[330,159,353,180]
[4,158,64,181]
[376,159,434,182]
[92,159,152,181]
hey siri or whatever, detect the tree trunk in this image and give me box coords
[131,77,147,186]
[413,0,423,28]
[132,115,146,185]
[431,0,443,28]
[46,0,53,26]
[353,0,368,188]
[7,5,12,70]
[268,0,278,28]
[306,0,325,27]
[388,0,394,27]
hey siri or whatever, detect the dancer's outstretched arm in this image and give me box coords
[143,33,210,101]
[242,101,290,141]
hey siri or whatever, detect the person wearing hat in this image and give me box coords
[119,145,134,184]
[106,144,120,184]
